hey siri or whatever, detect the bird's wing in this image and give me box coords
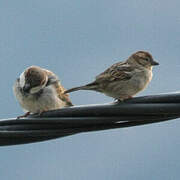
[95,61,134,82]
[44,69,73,106]
[54,83,73,106]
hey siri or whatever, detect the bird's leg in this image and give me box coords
[17,112,31,119]
[114,98,124,103]
[115,95,133,103]
[38,109,49,116]
[121,96,133,102]
[117,99,124,103]
[127,95,133,99]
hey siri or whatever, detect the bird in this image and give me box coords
[13,66,73,117]
[64,51,159,101]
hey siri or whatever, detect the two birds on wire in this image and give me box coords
[13,51,159,117]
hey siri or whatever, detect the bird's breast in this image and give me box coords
[133,69,152,90]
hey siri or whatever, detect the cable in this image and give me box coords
[0,92,180,146]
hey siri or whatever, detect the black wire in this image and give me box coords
[0,92,180,146]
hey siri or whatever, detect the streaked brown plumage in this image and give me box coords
[65,51,159,101]
[13,66,72,116]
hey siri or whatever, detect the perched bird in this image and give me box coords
[65,51,159,101]
[13,66,73,117]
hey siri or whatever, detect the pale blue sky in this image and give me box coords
[0,0,180,179]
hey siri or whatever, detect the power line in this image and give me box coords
[0,91,180,146]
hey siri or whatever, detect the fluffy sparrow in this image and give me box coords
[13,66,73,117]
[65,51,159,101]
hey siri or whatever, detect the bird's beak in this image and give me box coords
[151,60,159,66]
[23,83,31,93]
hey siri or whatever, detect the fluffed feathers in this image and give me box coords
[13,66,72,116]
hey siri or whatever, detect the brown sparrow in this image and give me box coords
[13,66,73,117]
[65,51,159,101]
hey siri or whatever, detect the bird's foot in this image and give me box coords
[115,96,133,103]
[37,109,49,116]
[17,112,31,119]
[114,98,123,104]
[127,95,133,99]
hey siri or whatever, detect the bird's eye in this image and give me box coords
[144,58,149,61]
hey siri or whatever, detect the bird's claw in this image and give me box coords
[17,112,31,119]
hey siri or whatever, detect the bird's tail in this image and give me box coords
[64,82,98,94]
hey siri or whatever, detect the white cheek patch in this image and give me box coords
[30,85,43,94]
[19,72,25,88]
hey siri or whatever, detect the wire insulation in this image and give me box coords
[0,92,180,146]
